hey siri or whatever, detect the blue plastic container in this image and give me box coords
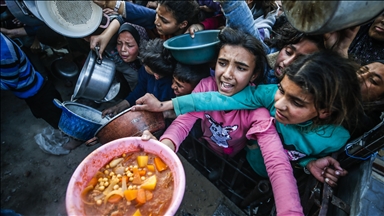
[163,30,220,64]
[53,99,109,141]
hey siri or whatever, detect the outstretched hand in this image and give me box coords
[141,130,176,152]
[306,156,348,187]
[89,34,109,59]
[141,130,158,141]
[101,100,130,118]
[131,93,164,112]
[323,26,360,58]
[184,23,205,39]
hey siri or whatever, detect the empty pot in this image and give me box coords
[85,109,165,146]
[54,99,109,141]
[72,47,116,102]
[282,1,384,34]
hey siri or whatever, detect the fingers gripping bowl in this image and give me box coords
[66,137,186,215]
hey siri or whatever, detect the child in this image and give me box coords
[171,62,210,96]
[211,1,359,84]
[101,38,175,117]
[138,27,304,215]
[91,0,201,56]
[134,51,361,187]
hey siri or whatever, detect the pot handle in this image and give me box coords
[53,98,71,117]
[85,137,99,146]
[53,98,63,109]
[94,46,102,65]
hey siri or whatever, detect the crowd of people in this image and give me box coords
[1,0,383,215]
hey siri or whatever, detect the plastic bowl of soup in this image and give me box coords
[163,30,220,64]
[66,137,186,215]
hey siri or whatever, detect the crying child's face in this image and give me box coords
[214,45,257,96]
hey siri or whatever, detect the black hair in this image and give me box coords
[282,51,362,131]
[173,62,210,87]
[266,14,325,51]
[138,38,175,77]
[158,0,202,27]
[217,27,268,85]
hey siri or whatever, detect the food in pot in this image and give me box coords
[81,151,173,215]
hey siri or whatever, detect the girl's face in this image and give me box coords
[116,31,139,63]
[154,5,187,36]
[358,62,384,101]
[215,45,257,96]
[274,39,319,79]
[274,76,328,125]
[172,76,195,96]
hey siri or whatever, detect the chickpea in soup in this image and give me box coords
[82,151,174,216]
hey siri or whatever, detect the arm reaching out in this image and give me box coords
[306,156,347,187]
[131,93,174,112]
[323,26,360,58]
[90,18,121,59]
[141,130,176,151]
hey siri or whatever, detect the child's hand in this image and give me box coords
[90,34,109,59]
[141,131,176,152]
[141,130,158,141]
[323,26,360,58]
[306,156,347,187]
[185,23,205,39]
[132,93,165,112]
[101,100,130,118]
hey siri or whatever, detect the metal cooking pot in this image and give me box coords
[85,108,165,146]
[72,47,116,102]
[53,99,109,141]
[5,0,44,26]
[282,0,384,34]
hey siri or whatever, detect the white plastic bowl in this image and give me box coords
[35,1,102,38]
[66,137,186,215]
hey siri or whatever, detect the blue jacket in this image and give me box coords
[125,66,175,106]
[123,2,156,30]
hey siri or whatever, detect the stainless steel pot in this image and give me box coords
[5,0,44,26]
[72,47,116,102]
[282,1,384,34]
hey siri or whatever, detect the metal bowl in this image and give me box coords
[163,30,220,64]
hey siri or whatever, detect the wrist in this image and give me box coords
[114,1,121,12]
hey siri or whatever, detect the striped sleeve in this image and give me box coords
[1,33,44,98]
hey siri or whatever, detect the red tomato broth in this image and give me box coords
[82,151,174,216]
